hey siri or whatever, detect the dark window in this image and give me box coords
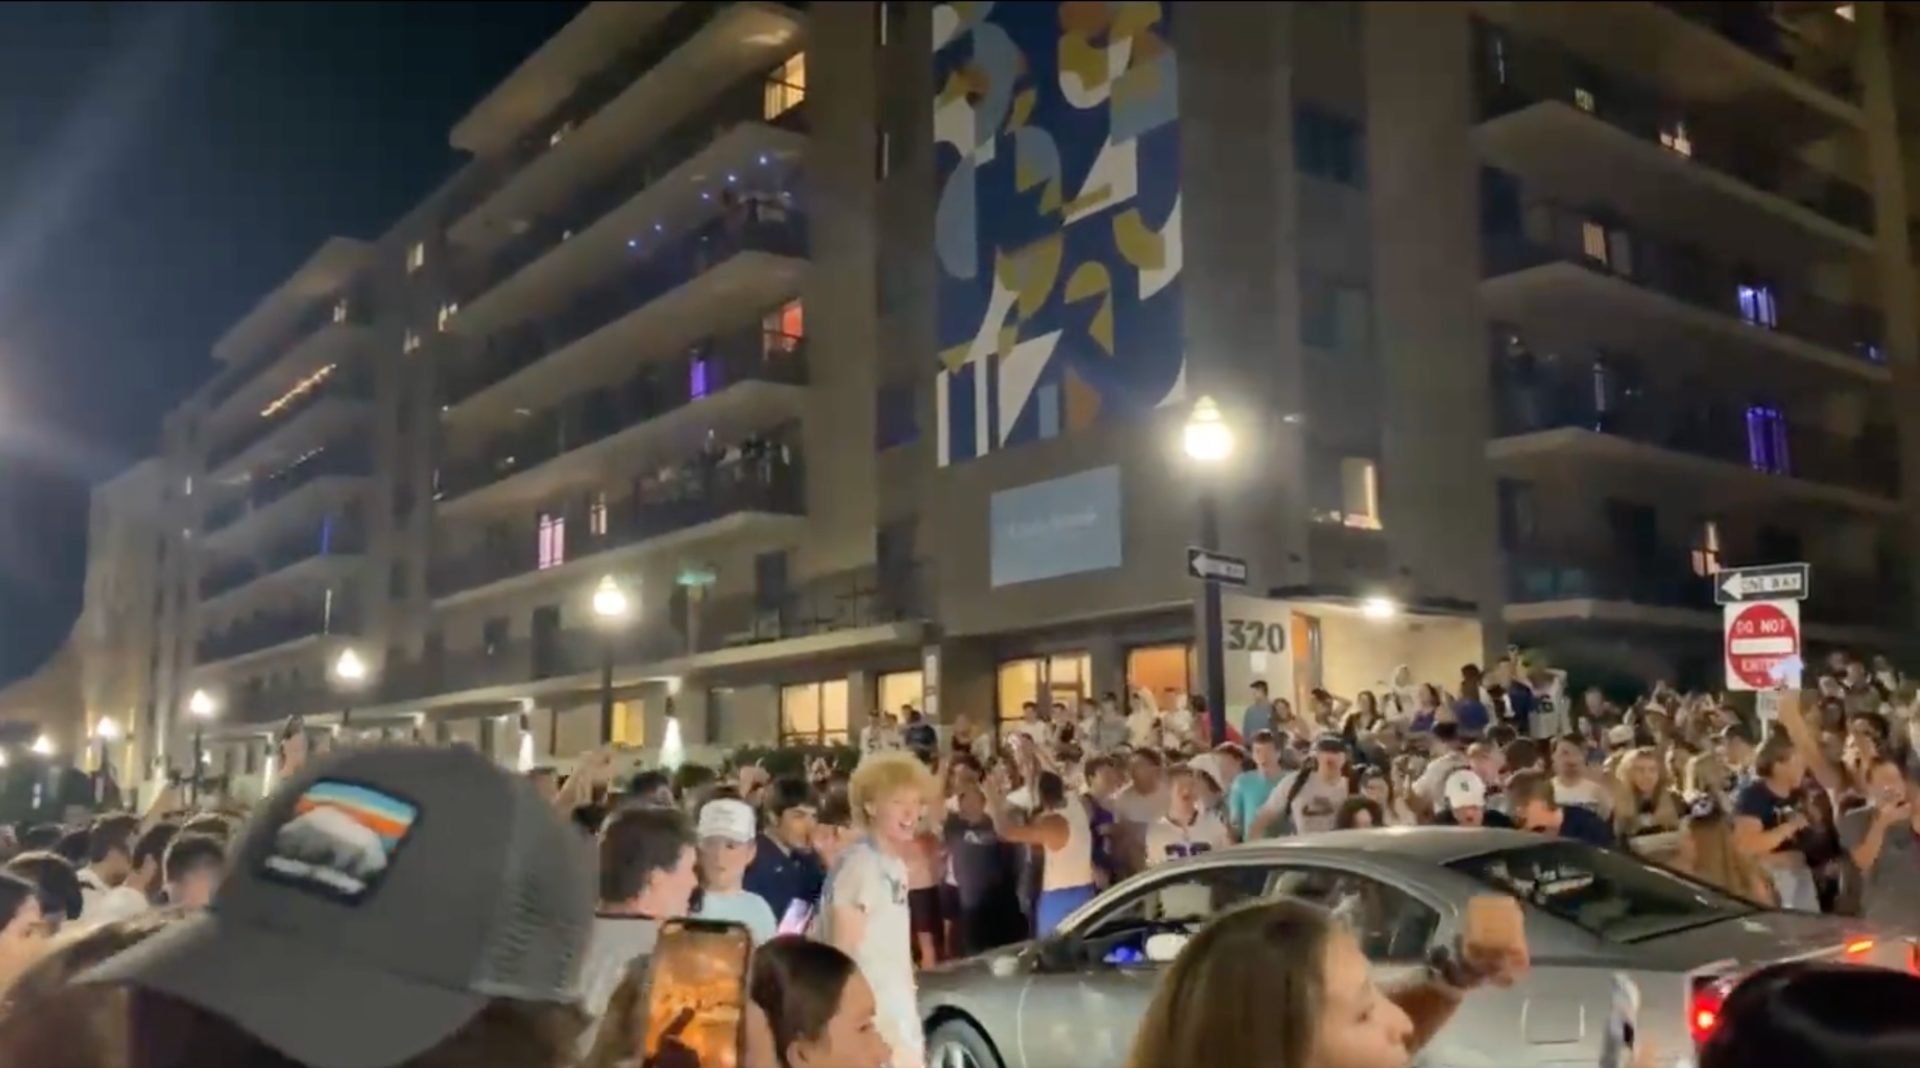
[1295,102,1365,188]
[482,617,509,657]
[877,519,916,572]
[1603,499,1659,561]
[754,550,790,610]
[388,560,407,599]
[1299,276,1372,352]
[1757,525,1802,563]
[876,383,919,449]
[1497,479,1537,549]
[531,605,561,679]
[393,479,414,523]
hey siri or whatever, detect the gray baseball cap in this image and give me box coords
[80,744,593,1068]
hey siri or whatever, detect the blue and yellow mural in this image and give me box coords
[933,0,1185,467]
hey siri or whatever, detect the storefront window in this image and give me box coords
[1127,645,1192,704]
[877,670,924,719]
[781,679,850,745]
[996,654,1091,728]
[609,699,645,746]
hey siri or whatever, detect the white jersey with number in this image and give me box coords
[1145,810,1231,867]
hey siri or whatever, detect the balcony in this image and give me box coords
[201,443,372,549]
[1656,2,1861,104]
[452,75,807,335]
[430,445,806,604]
[206,304,371,419]
[205,364,374,479]
[198,518,366,608]
[196,598,359,668]
[1482,203,1885,380]
[446,1,807,253]
[441,207,806,422]
[1473,25,1872,254]
[1505,538,1908,633]
[1489,362,1899,508]
[695,563,932,655]
[437,329,808,515]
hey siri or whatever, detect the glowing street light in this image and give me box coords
[29,734,54,757]
[1182,395,1236,743]
[93,716,122,741]
[188,689,217,720]
[186,689,217,803]
[592,575,631,621]
[333,647,369,684]
[1362,596,1400,621]
[1182,395,1235,464]
[593,576,635,744]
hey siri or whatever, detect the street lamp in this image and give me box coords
[29,734,54,758]
[187,689,217,804]
[91,717,122,805]
[592,575,633,744]
[332,647,369,731]
[1183,395,1234,744]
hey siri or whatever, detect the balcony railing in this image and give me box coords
[455,76,806,308]
[443,0,801,222]
[1655,1,1860,102]
[443,206,806,408]
[202,443,373,535]
[196,599,359,665]
[1492,361,1899,497]
[1474,22,1871,233]
[205,364,374,472]
[198,518,367,600]
[438,328,807,502]
[1483,201,1884,360]
[207,303,367,409]
[429,446,804,599]
[1506,538,1907,629]
[695,562,931,653]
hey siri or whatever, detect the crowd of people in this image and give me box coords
[0,646,1915,1067]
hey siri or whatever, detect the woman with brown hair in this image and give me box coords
[1673,794,1776,905]
[1123,896,1530,1068]
[1613,747,1684,844]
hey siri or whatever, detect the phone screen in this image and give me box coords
[778,898,815,936]
[642,919,753,1068]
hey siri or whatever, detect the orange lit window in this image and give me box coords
[764,53,806,119]
[763,300,804,355]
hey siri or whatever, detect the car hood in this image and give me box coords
[1637,909,1904,972]
[920,942,1037,994]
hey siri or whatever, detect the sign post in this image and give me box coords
[1724,599,1802,692]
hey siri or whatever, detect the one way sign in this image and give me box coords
[1186,547,1249,586]
[1714,562,1811,604]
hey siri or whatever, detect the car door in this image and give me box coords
[1265,862,1445,990]
[1012,859,1279,1068]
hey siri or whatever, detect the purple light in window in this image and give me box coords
[1746,405,1790,475]
[689,357,710,399]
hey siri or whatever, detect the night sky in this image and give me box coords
[0,1,586,683]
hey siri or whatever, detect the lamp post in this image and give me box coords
[187,689,216,804]
[92,717,122,806]
[332,647,369,733]
[1183,395,1235,745]
[592,575,633,744]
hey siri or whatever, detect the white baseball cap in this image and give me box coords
[697,798,757,844]
[1444,770,1487,811]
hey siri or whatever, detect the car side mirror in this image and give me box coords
[1144,932,1189,964]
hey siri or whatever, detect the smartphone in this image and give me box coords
[1600,973,1640,1068]
[642,918,754,1068]
[777,898,815,936]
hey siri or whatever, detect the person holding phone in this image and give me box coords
[817,752,935,1068]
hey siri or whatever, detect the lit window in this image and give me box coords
[406,242,426,273]
[1580,221,1610,266]
[763,300,804,355]
[537,512,566,570]
[764,53,806,119]
[689,356,711,399]
[1837,3,1856,21]
[1737,283,1778,328]
[1746,406,1791,475]
[877,130,891,180]
[1691,520,1722,578]
[402,330,422,355]
[781,679,850,744]
[1573,87,1596,113]
[332,298,350,323]
[588,493,608,537]
[1339,457,1383,530]
[436,302,459,332]
[1659,119,1693,158]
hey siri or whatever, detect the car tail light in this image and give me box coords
[1907,941,1920,976]
[1689,974,1736,1046]
[1844,938,1876,957]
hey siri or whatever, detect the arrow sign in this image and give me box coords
[1714,562,1810,605]
[1186,547,1249,587]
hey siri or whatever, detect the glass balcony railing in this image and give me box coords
[1655,1,1860,102]
[437,328,806,502]
[694,562,932,654]
[1491,361,1899,497]
[443,0,804,222]
[202,442,373,535]
[441,206,807,408]
[1474,22,1871,233]
[205,365,374,472]
[198,517,367,600]
[1483,201,1884,361]
[455,75,807,308]
[196,598,359,665]
[429,442,804,599]
[207,303,367,409]
[1506,538,1908,629]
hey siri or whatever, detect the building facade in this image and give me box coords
[99,0,1918,785]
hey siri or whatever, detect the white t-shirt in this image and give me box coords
[1127,709,1161,748]
[1110,783,1169,826]
[818,839,921,1068]
[1259,771,1353,835]
[694,888,778,945]
[1553,776,1615,819]
[1145,810,1231,867]
[77,869,148,924]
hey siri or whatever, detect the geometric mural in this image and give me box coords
[933,0,1185,466]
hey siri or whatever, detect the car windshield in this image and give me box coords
[1447,840,1759,942]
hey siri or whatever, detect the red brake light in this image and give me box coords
[1689,976,1733,1046]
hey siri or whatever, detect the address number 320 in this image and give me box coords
[1224,619,1287,653]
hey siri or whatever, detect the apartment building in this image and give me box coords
[108,0,1919,784]
[75,459,170,777]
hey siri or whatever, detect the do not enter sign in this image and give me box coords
[1725,599,1801,691]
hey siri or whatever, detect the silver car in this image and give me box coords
[921,827,1913,1068]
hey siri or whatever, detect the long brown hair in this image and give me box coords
[1124,898,1338,1068]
